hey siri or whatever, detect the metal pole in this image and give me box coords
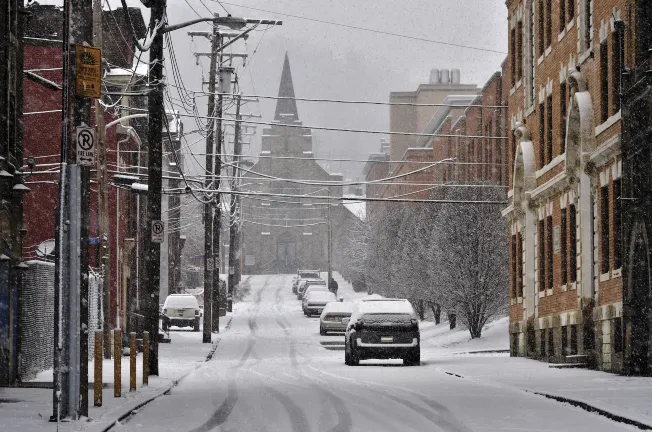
[227,95,241,309]
[93,0,111,360]
[145,0,165,375]
[328,189,332,285]
[202,20,218,343]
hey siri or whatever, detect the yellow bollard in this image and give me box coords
[142,331,149,386]
[94,330,103,406]
[130,332,136,392]
[114,329,121,398]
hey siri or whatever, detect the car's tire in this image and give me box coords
[307,312,312,317]
[345,344,351,365]
[320,326,326,336]
[193,319,200,332]
[350,348,360,366]
[403,349,420,366]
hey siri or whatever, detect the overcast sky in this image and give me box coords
[41,0,507,178]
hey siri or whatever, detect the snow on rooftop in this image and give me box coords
[343,195,366,221]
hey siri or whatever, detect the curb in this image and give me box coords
[101,314,234,432]
[436,367,652,430]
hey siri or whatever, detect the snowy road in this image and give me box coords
[124,275,637,432]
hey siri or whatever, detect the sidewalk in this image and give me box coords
[0,314,232,432]
[431,349,652,428]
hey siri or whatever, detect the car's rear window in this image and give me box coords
[361,313,413,325]
[307,280,326,285]
[164,295,198,309]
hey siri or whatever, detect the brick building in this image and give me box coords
[0,0,27,385]
[21,3,147,329]
[503,0,633,373]
[621,1,652,376]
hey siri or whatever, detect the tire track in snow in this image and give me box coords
[264,386,312,432]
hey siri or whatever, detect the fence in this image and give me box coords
[20,260,102,380]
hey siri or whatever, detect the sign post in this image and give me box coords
[151,220,165,244]
[76,127,96,166]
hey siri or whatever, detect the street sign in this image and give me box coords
[151,220,165,243]
[76,127,96,166]
[75,45,102,99]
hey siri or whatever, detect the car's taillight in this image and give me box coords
[325,314,332,321]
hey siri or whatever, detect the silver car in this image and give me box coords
[304,290,336,317]
[319,301,354,335]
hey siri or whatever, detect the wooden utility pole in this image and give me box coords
[93,0,111,361]
[144,0,166,375]
[202,20,218,343]
[227,95,242,305]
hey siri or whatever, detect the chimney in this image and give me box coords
[440,69,450,84]
[429,68,441,84]
[451,69,461,84]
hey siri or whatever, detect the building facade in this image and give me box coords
[621,1,652,376]
[0,0,27,385]
[504,0,633,373]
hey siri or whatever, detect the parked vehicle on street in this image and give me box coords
[161,294,201,332]
[344,299,420,366]
[320,301,354,335]
[297,279,326,299]
[293,269,321,294]
[302,284,330,311]
[303,289,335,316]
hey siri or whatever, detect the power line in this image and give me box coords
[216,1,506,55]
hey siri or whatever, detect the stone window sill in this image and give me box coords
[595,110,621,137]
[600,272,610,282]
[558,30,566,42]
[579,48,593,65]
[612,268,622,278]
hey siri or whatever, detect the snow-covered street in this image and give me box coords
[119,275,640,432]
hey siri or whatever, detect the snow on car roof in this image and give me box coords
[322,301,354,313]
[356,299,415,315]
[163,294,199,309]
[306,291,336,302]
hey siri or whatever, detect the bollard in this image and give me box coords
[114,329,121,397]
[130,332,136,392]
[94,330,103,406]
[142,331,149,386]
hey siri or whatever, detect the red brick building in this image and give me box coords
[22,4,146,328]
[503,0,632,372]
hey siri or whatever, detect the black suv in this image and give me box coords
[344,299,420,366]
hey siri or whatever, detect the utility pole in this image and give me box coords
[144,0,166,376]
[52,0,93,421]
[93,0,111,361]
[327,188,332,285]
[202,19,218,343]
[227,95,242,307]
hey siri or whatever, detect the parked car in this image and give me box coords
[302,284,330,311]
[344,299,420,366]
[320,301,354,335]
[162,294,201,332]
[297,279,326,300]
[293,273,322,294]
[303,289,335,316]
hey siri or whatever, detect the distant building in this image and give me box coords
[240,54,356,274]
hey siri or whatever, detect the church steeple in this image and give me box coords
[274,53,299,122]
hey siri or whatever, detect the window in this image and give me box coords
[567,0,574,24]
[612,26,622,114]
[517,232,524,297]
[600,40,609,123]
[562,325,568,355]
[539,219,546,291]
[560,82,567,153]
[547,327,554,357]
[561,207,568,285]
[614,318,623,353]
[545,0,552,47]
[614,178,622,269]
[546,94,553,164]
[512,234,517,298]
[547,215,553,289]
[570,204,577,282]
[539,102,545,168]
[517,20,524,81]
[538,0,545,56]
[511,26,517,86]
[601,185,610,274]
[570,325,578,355]
[560,0,566,32]
[540,329,546,356]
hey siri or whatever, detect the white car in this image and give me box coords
[162,294,200,331]
[302,284,330,312]
[297,279,326,300]
[320,301,354,335]
[303,291,336,317]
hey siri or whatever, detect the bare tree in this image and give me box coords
[429,185,508,338]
